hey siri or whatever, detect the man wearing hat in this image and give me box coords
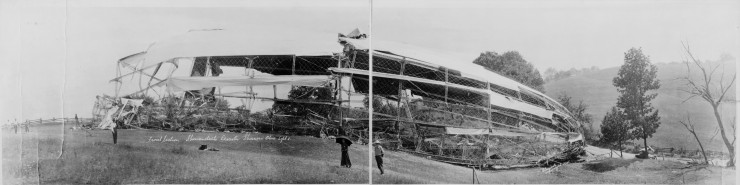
[373,140,385,174]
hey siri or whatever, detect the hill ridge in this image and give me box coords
[544,61,736,152]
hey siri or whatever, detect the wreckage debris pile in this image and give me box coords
[538,145,586,167]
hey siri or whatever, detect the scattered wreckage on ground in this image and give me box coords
[93,28,586,169]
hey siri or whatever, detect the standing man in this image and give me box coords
[100,102,120,144]
[75,114,79,128]
[112,125,118,144]
[373,140,385,175]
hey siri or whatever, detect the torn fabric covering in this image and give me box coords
[329,67,489,94]
[330,67,554,119]
[501,97,553,119]
[445,127,489,135]
[445,127,582,143]
[340,37,568,112]
[340,37,572,125]
[162,75,333,92]
[339,37,520,90]
[536,132,583,143]
[488,92,554,119]
[567,133,584,143]
[131,29,341,67]
[118,51,147,69]
[340,28,366,39]
[445,127,538,137]
[98,106,119,130]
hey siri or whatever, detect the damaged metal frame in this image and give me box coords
[97,29,585,168]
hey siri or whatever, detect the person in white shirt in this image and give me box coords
[373,140,385,175]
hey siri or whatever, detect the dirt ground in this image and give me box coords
[372,147,735,184]
[556,158,735,184]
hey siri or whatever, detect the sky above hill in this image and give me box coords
[0,0,737,121]
[373,0,739,70]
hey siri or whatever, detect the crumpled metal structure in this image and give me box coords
[96,28,585,167]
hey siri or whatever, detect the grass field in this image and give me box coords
[3,122,734,184]
[372,147,734,184]
[2,122,369,184]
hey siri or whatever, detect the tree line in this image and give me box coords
[543,66,601,83]
[474,47,734,167]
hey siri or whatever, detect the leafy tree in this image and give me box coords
[473,51,545,92]
[557,94,595,142]
[600,107,631,157]
[363,96,403,118]
[612,48,661,156]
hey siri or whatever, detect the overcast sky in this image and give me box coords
[0,0,737,121]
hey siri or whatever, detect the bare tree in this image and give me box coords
[679,114,709,164]
[679,42,736,167]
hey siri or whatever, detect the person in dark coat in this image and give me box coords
[340,139,352,168]
[336,128,352,168]
[112,124,118,144]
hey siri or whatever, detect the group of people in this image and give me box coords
[336,128,385,175]
[9,122,29,134]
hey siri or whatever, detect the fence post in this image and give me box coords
[471,166,477,184]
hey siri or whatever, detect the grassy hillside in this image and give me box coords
[545,61,736,152]
[3,123,369,184]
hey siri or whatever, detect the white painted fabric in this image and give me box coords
[163,75,333,92]
[329,67,554,118]
[97,106,120,130]
[126,29,341,67]
[340,37,569,117]
[445,127,539,137]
